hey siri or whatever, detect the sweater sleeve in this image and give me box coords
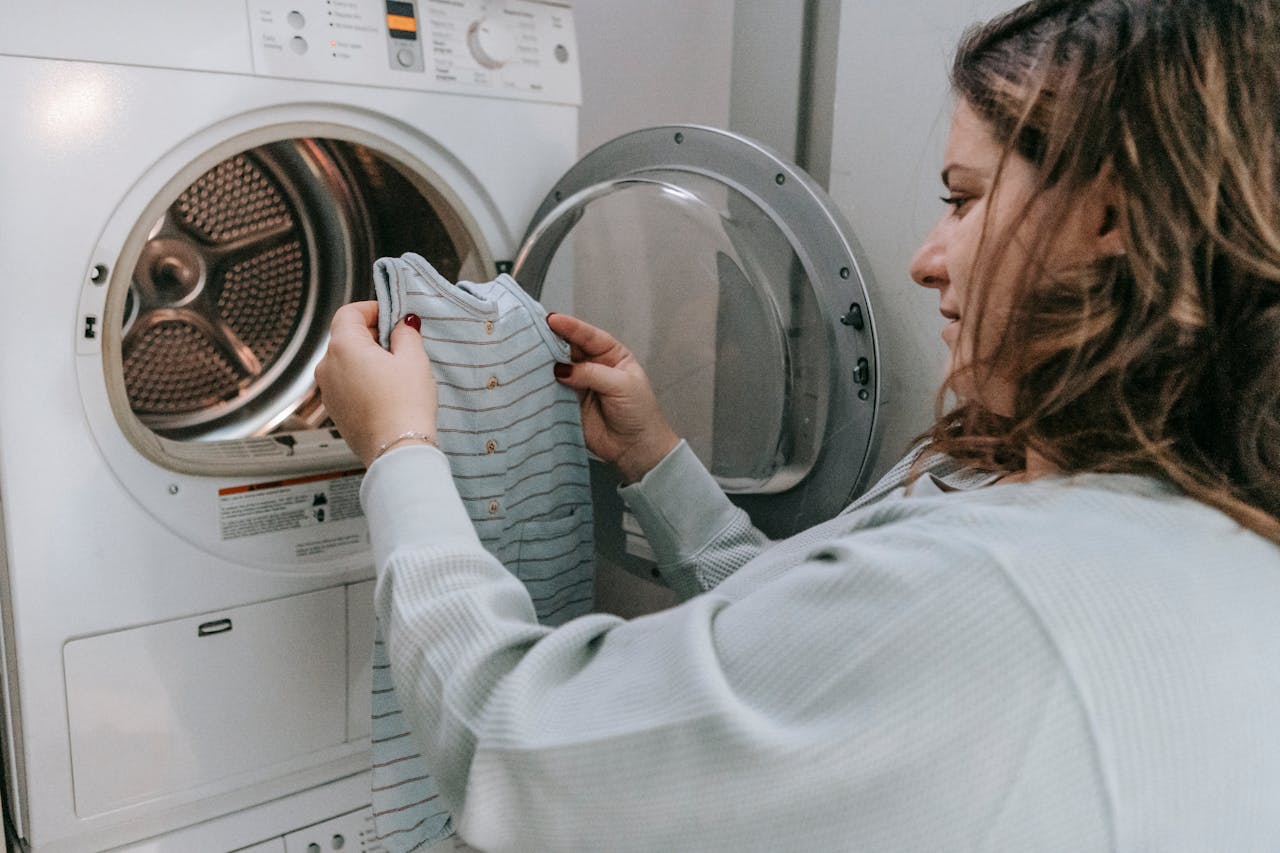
[617,440,774,599]
[360,450,1108,852]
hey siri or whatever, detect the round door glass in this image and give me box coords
[523,171,831,494]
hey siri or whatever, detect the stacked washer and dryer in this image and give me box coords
[0,2,885,851]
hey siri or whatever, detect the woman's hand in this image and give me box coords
[548,312,679,485]
[315,301,438,468]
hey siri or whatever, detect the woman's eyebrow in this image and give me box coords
[940,164,982,187]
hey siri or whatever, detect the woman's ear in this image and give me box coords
[1060,172,1127,264]
[1096,203,1126,257]
[1092,173,1127,257]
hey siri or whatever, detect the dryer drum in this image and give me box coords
[115,138,471,442]
[120,139,361,440]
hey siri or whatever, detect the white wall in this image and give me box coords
[573,0,735,156]
[572,0,736,616]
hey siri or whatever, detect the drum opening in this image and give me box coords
[110,137,487,447]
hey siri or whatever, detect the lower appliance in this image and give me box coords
[0,2,885,852]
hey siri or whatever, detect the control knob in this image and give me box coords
[467,18,516,69]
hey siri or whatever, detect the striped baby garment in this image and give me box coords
[368,253,595,852]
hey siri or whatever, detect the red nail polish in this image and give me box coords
[553,362,572,379]
[404,313,421,332]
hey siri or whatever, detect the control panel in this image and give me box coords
[247,0,580,105]
[233,806,385,853]
[281,807,380,853]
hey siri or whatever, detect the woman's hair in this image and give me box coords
[924,0,1280,541]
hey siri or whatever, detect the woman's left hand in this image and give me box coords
[315,301,438,468]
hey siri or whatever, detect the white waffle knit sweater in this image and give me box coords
[362,439,1280,852]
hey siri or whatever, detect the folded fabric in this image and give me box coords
[367,253,595,852]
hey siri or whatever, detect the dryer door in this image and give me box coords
[513,125,882,567]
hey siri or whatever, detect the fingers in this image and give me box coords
[389,314,428,361]
[330,302,426,363]
[330,301,381,343]
[547,312,628,366]
[553,358,633,398]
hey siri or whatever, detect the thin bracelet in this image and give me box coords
[370,430,439,464]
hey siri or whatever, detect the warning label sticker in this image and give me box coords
[218,469,365,542]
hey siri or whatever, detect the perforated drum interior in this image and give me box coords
[108,136,487,452]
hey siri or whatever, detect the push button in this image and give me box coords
[839,303,865,330]
[853,358,870,385]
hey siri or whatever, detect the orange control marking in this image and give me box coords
[386,14,417,32]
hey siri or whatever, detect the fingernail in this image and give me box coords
[546,312,558,326]
[553,362,572,379]
[404,313,421,332]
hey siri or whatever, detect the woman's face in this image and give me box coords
[909,99,1117,414]
[909,100,1037,412]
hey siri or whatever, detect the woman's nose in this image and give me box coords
[910,222,948,290]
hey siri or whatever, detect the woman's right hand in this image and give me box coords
[548,312,679,485]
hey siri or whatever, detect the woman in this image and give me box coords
[315,0,1280,849]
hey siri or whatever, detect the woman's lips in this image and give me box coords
[940,308,960,344]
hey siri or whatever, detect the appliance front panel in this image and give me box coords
[0,0,581,106]
[0,54,576,851]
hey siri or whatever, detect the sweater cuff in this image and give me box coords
[617,440,738,566]
[359,443,482,570]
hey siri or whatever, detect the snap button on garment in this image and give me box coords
[486,439,498,454]
[486,376,499,390]
[488,500,500,514]
[484,320,495,334]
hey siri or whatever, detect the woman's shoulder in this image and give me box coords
[862,469,1261,551]
[824,467,1280,692]
[835,468,1280,613]
[842,470,1280,660]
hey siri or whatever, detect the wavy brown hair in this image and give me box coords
[924,0,1280,541]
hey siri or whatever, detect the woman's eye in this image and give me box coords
[940,194,972,214]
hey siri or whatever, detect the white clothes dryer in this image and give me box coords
[0,3,885,852]
[0,2,581,851]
